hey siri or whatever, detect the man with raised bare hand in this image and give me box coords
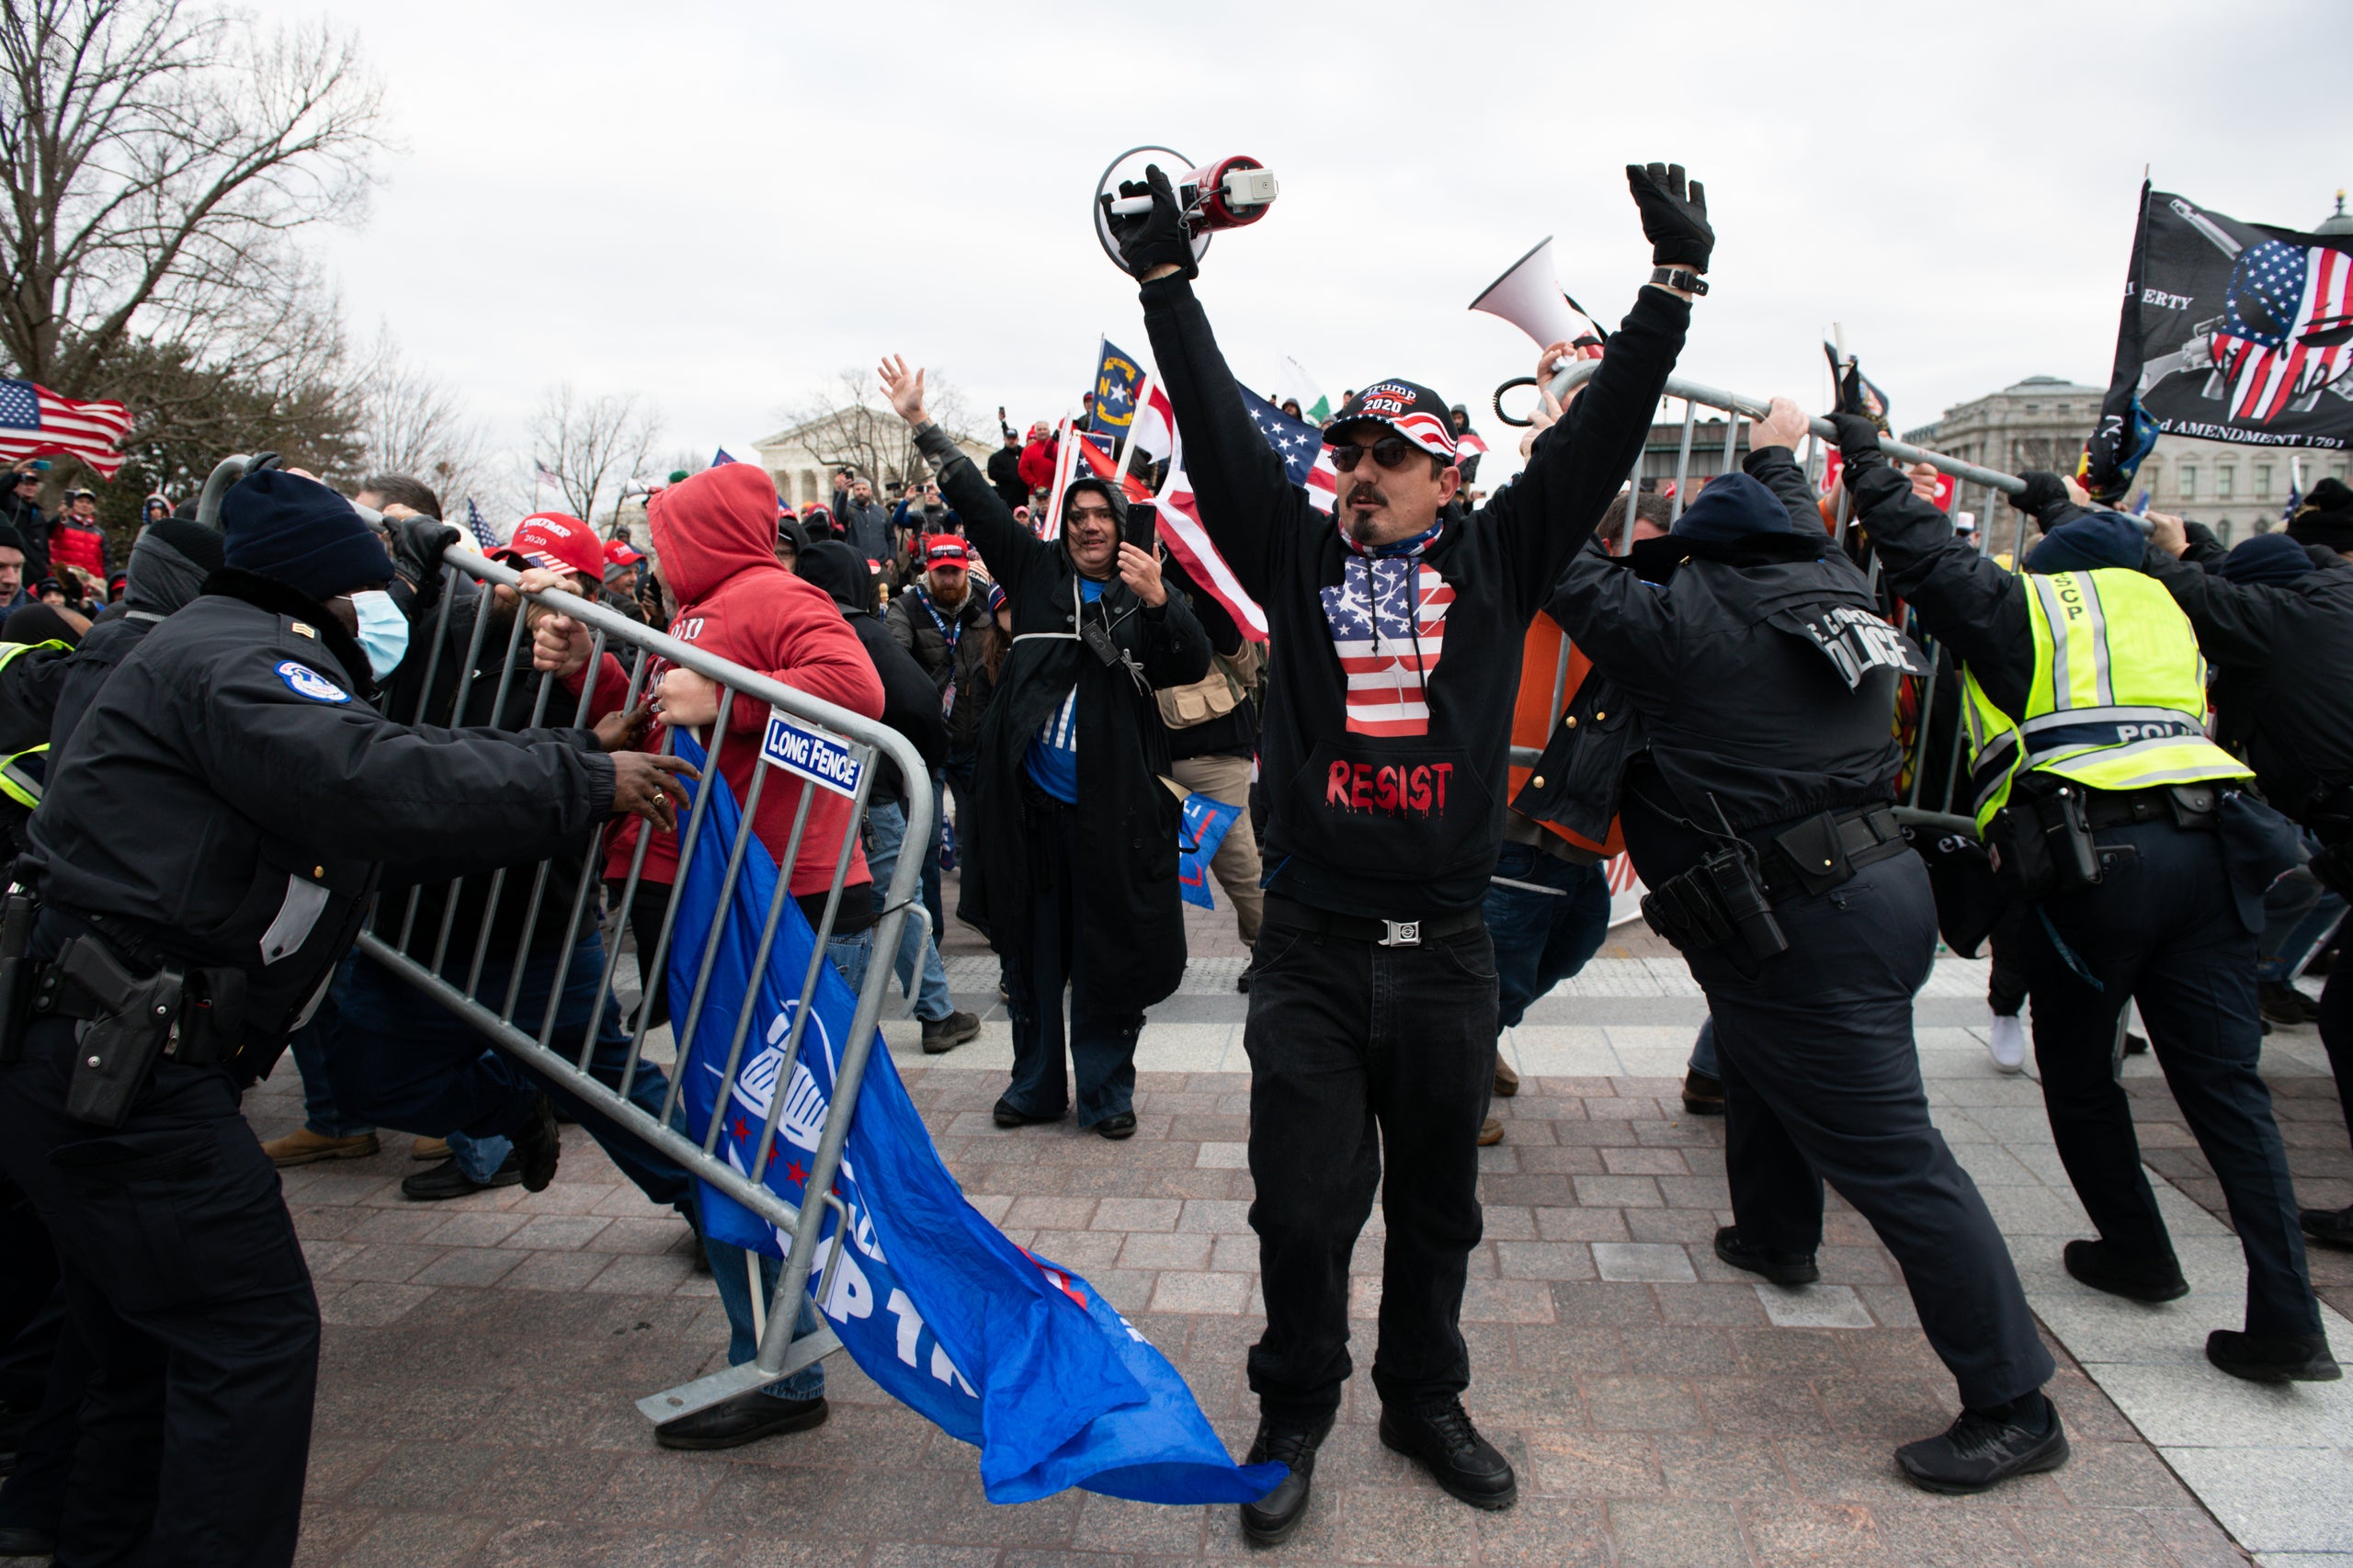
[1108,162,1708,1540]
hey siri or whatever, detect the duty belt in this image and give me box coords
[1751,803,1911,903]
[1262,895,1484,949]
[2080,783,2218,833]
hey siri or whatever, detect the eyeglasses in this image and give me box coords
[1066,506,1117,523]
[1327,434,1421,472]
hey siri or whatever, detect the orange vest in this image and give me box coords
[1508,612,1622,858]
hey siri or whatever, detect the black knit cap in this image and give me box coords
[221,470,393,603]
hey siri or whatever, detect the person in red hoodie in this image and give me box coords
[601,462,888,1453]
[1017,420,1058,506]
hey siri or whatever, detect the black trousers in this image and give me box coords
[1693,853,2053,1409]
[2318,962,2353,1164]
[1002,792,1144,1129]
[1243,918,1496,1424]
[0,1017,318,1568]
[2022,818,2320,1337]
[1986,903,2029,1017]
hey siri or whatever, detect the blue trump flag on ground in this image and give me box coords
[1176,790,1243,912]
[664,733,1279,1506]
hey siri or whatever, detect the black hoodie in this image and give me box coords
[798,540,948,808]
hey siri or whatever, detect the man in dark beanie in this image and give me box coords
[0,466,692,1567]
[2142,508,2353,1257]
[46,516,226,744]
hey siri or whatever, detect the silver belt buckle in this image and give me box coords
[1378,919,1421,948]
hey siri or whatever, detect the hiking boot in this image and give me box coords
[411,1136,450,1161]
[513,1093,563,1192]
[1238,1413,1334,1546]
[2206,1329,2342,1383]
[992,1096,1064,1129]
[1896,1396,2068,1494]
[921,1009,980,1054]
[2258,979,2322,1026]
[260,1127,379,1168]
[2063,1238,2188,1303]
[1095,1111,1138,1141]
[1378,1395,1517,1509]
[1681,1068,1724,1116]
[1478,1116,1504,1147]
[1493,1057,1520,1098]
[1713,1225,1820,1287]
[401,1152,522,1201]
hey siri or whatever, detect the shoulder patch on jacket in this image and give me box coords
[275,660,351,705]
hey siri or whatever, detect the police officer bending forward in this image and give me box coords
[1836,417,2336,1386]
[1547,400,2064,1493]
[0,470,690,1568]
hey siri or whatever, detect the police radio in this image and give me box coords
[1093,145,1279,275]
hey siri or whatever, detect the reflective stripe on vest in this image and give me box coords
[0,638,67,812]
[1958,567,2247,830]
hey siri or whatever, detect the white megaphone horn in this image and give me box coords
[1468,237,1608,426]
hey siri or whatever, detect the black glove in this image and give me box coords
[1105,165,1197,281]
[2181,519,2224,561]
[2010,471,2073,523]
[1625,162,1712,272]
[1828,413,1886,471]
[380,517,460,620]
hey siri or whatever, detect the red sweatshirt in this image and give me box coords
[604,464,885,897]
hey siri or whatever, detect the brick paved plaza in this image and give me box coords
[210,901,2353,1568]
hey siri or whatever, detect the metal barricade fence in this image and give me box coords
[348,543,934,1426]
[1511,364,2037,839]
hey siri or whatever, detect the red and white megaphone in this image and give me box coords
[1468,237,1608,425]
[1094,145,1279,275]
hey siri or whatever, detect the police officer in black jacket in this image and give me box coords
[1550,400,2063,1492]
[0,470,690,1568]
[2134,509,2353,1253]
[1836,421,2335,1388]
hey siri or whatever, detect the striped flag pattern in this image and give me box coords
[464,497,499,550]
[1319,557,1454,737]
[2212,241,2353,424]
[0,380,134,479]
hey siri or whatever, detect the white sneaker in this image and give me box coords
[1987,1012,2028,1074]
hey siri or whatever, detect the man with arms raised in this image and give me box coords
[1111,162,1710,1540]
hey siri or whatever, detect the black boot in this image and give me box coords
[654,1389,829,1449]
[1713,1225,1820,1287]
[2063,1238,2188,1302]
[1896,1393,2068,1494]
[1237,1412,1334,1547]
[513,1092,563,1192]
[2301,1204,2353,1251]
[2205,1329,2342,1383]
[1681,1069,1724,1116]
[1378,1395,1517,1510]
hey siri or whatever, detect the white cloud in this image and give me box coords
[264,0,2347,501]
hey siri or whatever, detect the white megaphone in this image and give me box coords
[1469,238,1608,425]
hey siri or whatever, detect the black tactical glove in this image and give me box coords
[1625,162,1712,272]
[1833,362,1888,431]
[2010,471,2074,524]
[380,517,461,621]
[1828,413,1887,472]
[1105,165,1197,281]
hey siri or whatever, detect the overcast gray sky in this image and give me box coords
[268,0,2347,501]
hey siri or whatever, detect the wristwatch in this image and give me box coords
[1650,266,1709,297]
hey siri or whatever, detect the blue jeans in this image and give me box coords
[698,925,875,1403]
[865,800,953,1022]
[447,1127,513,1183]
[1481,843,1610,1029]
[2257,835,2346,983]
[1689,1016,1719,1078]
[321,935,693,1213]
[287,1001,373,1139]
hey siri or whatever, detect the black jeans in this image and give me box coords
[1002,793,1144,1128]
[2023,818,2321,1337]
[1692,853,2053,1408]
[1986,903,2029,1017]
[0,1017,318,1568]
[1243,917,1497,1424]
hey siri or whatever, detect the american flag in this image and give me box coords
[0,380,134,479]
[1239,388,1337,512]
[534,460,563,493]
[464,497,499,550]
[1318,556,1453,736]
[2211,240,2353,424]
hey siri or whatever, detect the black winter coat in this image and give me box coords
[915,422,1211,1004]
[26,570,615,1078]
[800,540,950,809]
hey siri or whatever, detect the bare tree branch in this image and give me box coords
[528,382,660,534]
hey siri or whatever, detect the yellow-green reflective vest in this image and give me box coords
[1958,568,2248,830]
[0,638,66,811]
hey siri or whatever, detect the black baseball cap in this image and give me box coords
[1327,380,1461,460]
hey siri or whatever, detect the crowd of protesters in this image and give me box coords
[4,159,2353,1567]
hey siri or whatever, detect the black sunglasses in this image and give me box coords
[1327,434,1420,472]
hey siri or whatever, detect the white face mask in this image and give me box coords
[348,589,409,680]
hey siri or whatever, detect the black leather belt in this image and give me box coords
[2082,783,2218,832]
[1262,895,1484,949]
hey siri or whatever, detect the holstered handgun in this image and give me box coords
[59,936,183,1130]
[0,891,35,1065]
